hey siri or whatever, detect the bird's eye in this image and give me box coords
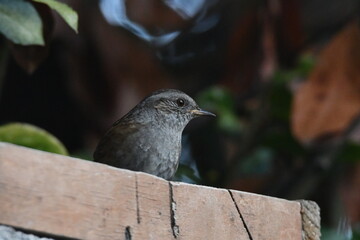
[176,98,185,107]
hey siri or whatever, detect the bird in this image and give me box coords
[93,89,215,180]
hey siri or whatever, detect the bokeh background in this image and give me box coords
[0,0,360,239]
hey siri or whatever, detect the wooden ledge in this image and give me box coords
[0,142,320,240]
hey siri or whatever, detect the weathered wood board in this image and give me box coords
[0,142,319,240]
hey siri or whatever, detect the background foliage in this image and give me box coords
[0,0,359,239]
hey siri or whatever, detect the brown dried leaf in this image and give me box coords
[292,22,360,143]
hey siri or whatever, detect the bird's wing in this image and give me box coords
[93,121,143,168]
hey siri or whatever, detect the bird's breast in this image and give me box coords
[136,126,182,177]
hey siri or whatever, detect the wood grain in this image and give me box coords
[0,142,319,240]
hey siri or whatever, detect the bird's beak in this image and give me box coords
[190,108,216,117]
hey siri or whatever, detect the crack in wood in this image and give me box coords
[135,174,141,224]
[125,226,132,240]
[228,190,253,240]
[169,182,179,238]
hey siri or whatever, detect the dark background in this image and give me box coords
[0,0,359,238]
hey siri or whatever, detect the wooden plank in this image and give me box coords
[171,182,249,239]
[0,142,316,240]
[133,173,174,239]
[230,190,302,240]
[0,143,138,240]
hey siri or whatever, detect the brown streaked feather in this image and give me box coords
[93,122,142,167]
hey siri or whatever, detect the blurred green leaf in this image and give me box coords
[71,150,93,161]
[272,70,295,85]
[32,0,78,33]
[217,111,242,133]
[269,54,315,122]
[354,227,360,240]
[238,146,273,175]
[272,54,315,85]
[197,86,236,112]
[296,54,316,76]
[0,122,68,155]
[322,229,348,240]
[0,0,44,45]
[269,80,292,121]
[321,227,357,240]
[262,126,305,156]
[197,86,242,133]
[337,141,360,163]
[174,164,202,184]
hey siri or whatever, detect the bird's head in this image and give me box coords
[139,89,215,129]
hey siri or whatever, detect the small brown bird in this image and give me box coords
[93,89,215,180]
